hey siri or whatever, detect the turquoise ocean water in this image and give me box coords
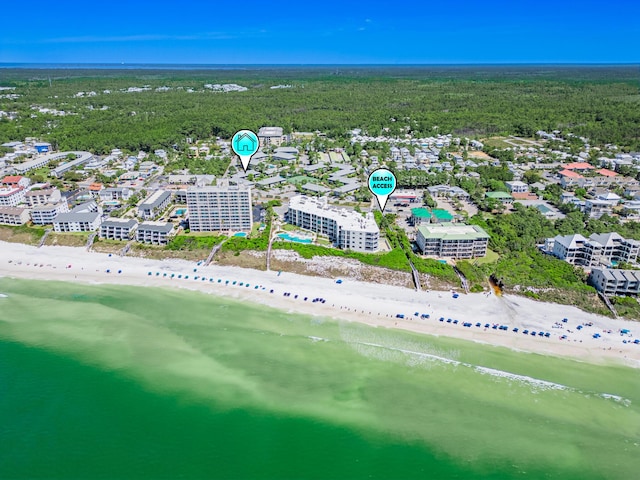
[0,277,639,479]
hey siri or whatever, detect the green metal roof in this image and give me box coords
[431,209,454,220]
[411,207,432,218]
[485,191,513,199]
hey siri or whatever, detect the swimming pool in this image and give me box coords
[234,232,248,237]
[175,208,186,215]
[278,233,313,244]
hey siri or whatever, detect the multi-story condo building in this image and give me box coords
[0,206,30,225]
[416,223,489,259]
[257,126,285,147]
[99,218,138,241]
[30,201,69,225]
[138,190,171,220]
[186,182,252,232]
[285,195,379,252]
[53,211,102,232]
[136,221,174,245]
[98,187,133,202]
[0,186,25,207]
[545,232,640,266]
[24,188,61,207]
[589,268,640,296]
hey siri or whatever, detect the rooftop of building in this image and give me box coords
[288,195,379,233]
[417,223,490,241]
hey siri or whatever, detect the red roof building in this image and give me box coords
[563,162,594,171]
[558,169,584,179]
[596,168,618,177]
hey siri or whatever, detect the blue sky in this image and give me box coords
[1,0,638,64]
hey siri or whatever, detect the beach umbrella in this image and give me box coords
[118,270,122,274]
[148,272,152,275]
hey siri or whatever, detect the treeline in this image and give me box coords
[1,67,639,153]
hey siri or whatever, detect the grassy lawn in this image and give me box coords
[481,137,511,148]
[473,248,500,265]
[316,237,331,246]
[281,223,296,232]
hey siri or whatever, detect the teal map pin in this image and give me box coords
[232,130,259,171]
[368,168,397,212]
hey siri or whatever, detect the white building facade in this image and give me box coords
[186,183,253,232]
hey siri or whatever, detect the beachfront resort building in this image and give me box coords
[588,268,640,296]
[99,218,138,241]
[53,211,102,232]
[416,223,490,259]
[0,186,25,207]
[138,190,171,220]
[136,221,175,245]
[257,126,285,147]
[0,206,30,225]
[285,195,379,252]
[30,201,69,225]
[186,181,253,232]
[544,232,640,267]
[24,188,62,207]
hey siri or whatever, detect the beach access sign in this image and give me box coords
[368,168,397,212]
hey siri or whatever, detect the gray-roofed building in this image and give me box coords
[99,187,133,202]
[545,232,640,266]
[256,175,286,187]
[53,211,102,232]
[49,152,94,177]
[301,183,330,194]
[25,188,62,207]
[333,183,361,195]
[136,221,175,245]
[30,201,69,225]
[272,152,296,162]
[0,206,30,225]
[99,218,138,241]
[138,190,171,220]
[589,268,640,296]
[427,185,470,199]
[302,163,327,173]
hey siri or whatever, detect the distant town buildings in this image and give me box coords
[286,195,379,252]
[416,223,489,259]
[186,181,253,232]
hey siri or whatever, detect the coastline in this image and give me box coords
[1,240,639,367]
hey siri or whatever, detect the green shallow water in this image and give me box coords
[0,278,639,479]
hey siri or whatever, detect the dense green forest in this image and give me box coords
[1,66,639,153]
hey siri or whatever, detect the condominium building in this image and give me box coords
[136,221,174,245]
[99,218,138,241]
[545,232,640,267]
[0,206,30,225]
[0,186,25,207]
[24,188,61,207]
[416,223,490,259]
[138,190,171,220]
[98,187,133,202]
[186,182,252,232]
[53,211,102,232]
[257,126,285,147]
[589,268,640,296]
[30,201,69,225]
[285,195,379,252]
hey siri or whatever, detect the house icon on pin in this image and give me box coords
[234,132,257,152]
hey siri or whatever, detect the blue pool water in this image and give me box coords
[175,209,186,215]
[234,232,248,237]
[278,233,313,244]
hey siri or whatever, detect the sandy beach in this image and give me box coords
[1,240,639,367]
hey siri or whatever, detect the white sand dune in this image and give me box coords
[1,240,639,367]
